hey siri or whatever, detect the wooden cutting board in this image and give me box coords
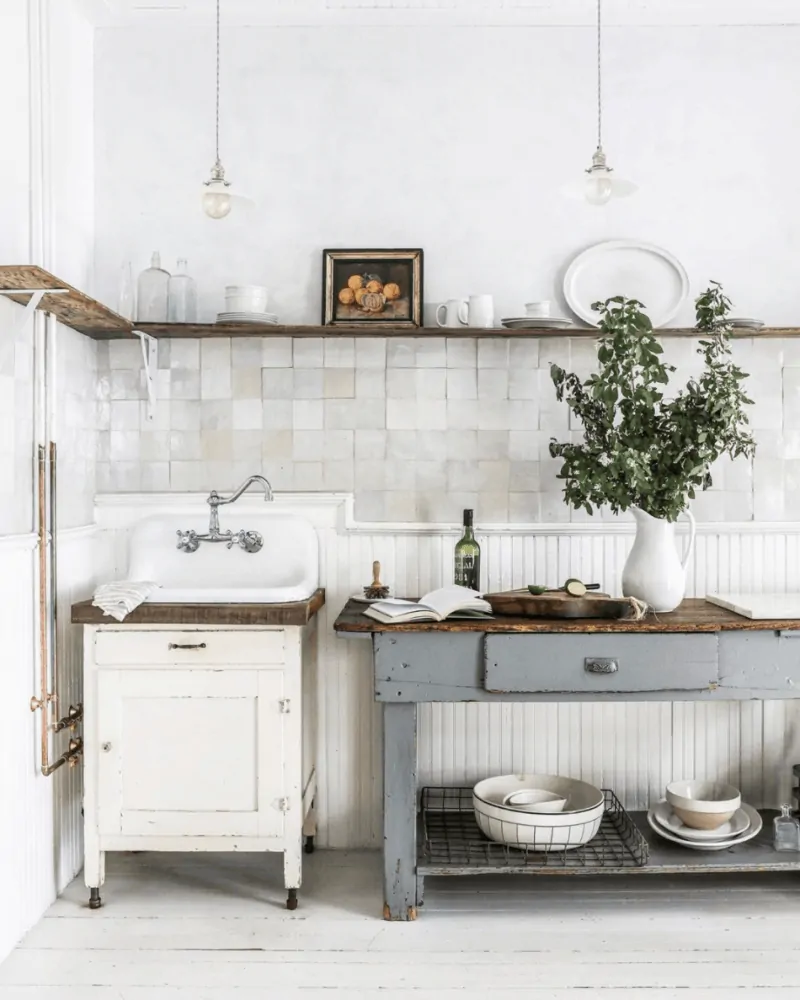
[485,589,635,620]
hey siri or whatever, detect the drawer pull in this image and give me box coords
[168,642,207,651]
[585,657,618,674]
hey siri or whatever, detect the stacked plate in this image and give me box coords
[216,311,278,325]
[501,316,574,330]
[729,317,765,331]
[647,780,762,851]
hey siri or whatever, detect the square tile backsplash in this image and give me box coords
[95,335,798,522]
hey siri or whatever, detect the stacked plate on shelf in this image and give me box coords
[501,316,575,330]
[647,779,762,851]
[216,311,279,325]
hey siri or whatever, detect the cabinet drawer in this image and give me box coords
[484,633,718,694]
[94,629,284,666]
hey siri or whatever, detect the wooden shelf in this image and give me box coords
[133,322,800,340]
[0,265,133,337]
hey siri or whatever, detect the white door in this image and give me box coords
[96,668,285,838]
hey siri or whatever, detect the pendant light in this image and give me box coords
[567,0,636,205]
[201,0,250,218]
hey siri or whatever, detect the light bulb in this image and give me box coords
[202,186,232,219]
[585,169,613,205]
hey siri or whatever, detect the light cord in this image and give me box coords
[596,0,602,150]
[215,0,221,163]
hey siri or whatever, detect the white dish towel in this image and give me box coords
[92,581,160,622]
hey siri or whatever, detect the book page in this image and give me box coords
[418,585,484,619]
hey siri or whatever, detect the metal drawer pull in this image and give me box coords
[585,657,619,674]
[168,642,207,650]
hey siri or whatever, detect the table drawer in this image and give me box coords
[94,629,284,666]
[484,633,718,694]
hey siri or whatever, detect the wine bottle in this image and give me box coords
[454,509,481,591]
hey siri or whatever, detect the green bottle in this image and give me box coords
[454,509,481,591]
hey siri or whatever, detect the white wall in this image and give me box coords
[94,21,800,325]
[0,0,98,965]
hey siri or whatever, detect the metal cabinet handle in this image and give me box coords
[585,657,619,674]
[168,642,207,650]
[101,742,112,752]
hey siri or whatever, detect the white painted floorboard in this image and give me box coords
[1,851,800,997]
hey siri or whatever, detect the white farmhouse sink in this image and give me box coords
[127,513,319,603]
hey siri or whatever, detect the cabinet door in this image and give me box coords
[97,668,285,839]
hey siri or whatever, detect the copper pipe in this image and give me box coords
[32,445,50,778]
[51,703,83,734]
[49,441,58,720]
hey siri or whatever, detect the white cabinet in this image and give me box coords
[82,623,317,910]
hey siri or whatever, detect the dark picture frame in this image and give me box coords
[322,249,423,327]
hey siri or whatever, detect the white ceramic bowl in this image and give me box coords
[665,779,741,831]
[501,789,567,813]
[225,284,268,314]
[473,774,604,851]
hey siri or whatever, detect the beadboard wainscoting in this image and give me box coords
[95,493,800,849]
[0,528,98,963]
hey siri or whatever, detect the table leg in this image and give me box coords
[383,702,418,921]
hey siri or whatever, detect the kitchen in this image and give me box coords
[1,0,800,995]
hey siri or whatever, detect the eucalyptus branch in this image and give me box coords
[548,285,756,521]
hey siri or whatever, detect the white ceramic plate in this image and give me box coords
[652,799,750,842]
[647,802,762,851]
[217,311,278,323]
[729,317,765,329]
[563,240,689,328]
[501,318,574,329]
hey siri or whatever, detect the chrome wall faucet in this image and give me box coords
[176,474,274,553]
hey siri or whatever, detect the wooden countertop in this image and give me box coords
[71,588,325,626]
[333,597,800,634]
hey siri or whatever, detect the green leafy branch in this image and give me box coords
[548,284,756,522]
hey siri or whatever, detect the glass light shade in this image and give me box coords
[585,169,614,205]
[202,180,233,219]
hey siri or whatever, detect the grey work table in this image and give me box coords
[333,598,800,920]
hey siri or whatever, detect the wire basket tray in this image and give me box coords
[421,787,649,870]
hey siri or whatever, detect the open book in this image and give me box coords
[363,586,493,624]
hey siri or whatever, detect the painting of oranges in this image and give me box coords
[323,249,423,327]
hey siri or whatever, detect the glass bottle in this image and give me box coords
[454,509,481,591]
[167,258,198,323]
[136,251,170,322]
[773,804,800,851]
[118,261,135,320]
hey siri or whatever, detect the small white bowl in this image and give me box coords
[502,789,567,813]
[665,779,741,831]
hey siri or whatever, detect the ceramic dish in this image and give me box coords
[474,774,604,850]
[563,240,689,328]
[502,789,568,813]
[474,774,604,815]
[651,799,751,842]
[646,802,762,851]
[501,317,574,330]
[666,779,741,830]
[217,311,278,324]
[729,318,765,329]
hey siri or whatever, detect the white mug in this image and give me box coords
[525,300,551,318]
[466,294,494,328]
[436,299,469,328]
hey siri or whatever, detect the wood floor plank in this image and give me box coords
[3,851,800,996]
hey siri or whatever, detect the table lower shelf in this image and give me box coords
[418,787,798,877]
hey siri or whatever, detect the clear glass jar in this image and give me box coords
[167,258,198,323]
[118,261,135,320]
[773,804,800,851]
[136,251,170,322]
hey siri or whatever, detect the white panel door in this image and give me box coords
[96,668,285,838]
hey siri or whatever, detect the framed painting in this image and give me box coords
[322,249,423,327]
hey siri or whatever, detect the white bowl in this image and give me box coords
[665,780,741,831]
[225,284,268,313]
[473,774,605,851]
[502,789,567,813]
[474,773,604,816]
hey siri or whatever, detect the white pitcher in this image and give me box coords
[621,506,696,613]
